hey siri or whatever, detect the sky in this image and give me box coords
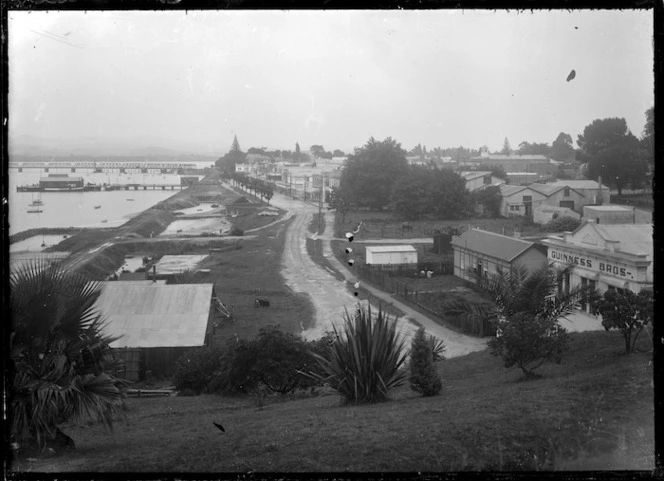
[8,9,654,155]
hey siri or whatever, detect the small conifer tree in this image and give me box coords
[409,327,442,396]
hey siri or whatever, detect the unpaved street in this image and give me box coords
[269,191,488,357]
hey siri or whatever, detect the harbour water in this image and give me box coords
[8,166,209,237]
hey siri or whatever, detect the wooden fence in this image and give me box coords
[354,265,495,337]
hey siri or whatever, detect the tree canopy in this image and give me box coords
[549,132,575,162]
[390,165,471,220]
[340,137,409,210]
[577,117,649,195]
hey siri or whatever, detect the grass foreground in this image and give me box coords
[10,330,653,473]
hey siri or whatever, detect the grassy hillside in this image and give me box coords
[11,330,653,472]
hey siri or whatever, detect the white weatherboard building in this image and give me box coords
[541,221,653,313]
[365,245,417,266]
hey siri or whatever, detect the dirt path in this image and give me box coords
[270,192,488,357]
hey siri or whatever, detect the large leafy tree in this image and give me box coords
[472,185,502,218]
[444,265,597,379]
[326,185,354,223]
[578,118,649,195]
[641,107,654,168]
[341,137,409,210]
[10,259,126,451]
[549,132,575,162]
[517,141,550,156]
[591,289,653,354]
[389,165,470,220]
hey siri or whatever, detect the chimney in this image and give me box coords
[152,265,157,283]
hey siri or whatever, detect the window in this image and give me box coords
[523,195,532,202]
[483,175,491,185]
[564,187,570,197]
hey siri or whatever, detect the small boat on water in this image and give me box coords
[27,208,43,213]
[126,198,135,201]
[94,205,102,209]
[101,219,108,223]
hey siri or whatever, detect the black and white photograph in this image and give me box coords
[6,7,655,473]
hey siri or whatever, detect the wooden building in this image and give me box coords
[451,229,547,282]
[94,281,227,381]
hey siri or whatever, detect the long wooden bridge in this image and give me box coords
[9,161,205,173]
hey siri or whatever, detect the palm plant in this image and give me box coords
[445,264,595,326]
[444,264,598,379]
[10,258,126,450]
[303,305,408,404]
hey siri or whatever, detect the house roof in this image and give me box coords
[366,245,417,253]
[499,184,529,197]
[450,229,538,262]
[470,154,550,162]
[546,180,609,190]
[592,224,652,257]
[460,171,493,181]
[528,183,585,198]
[94,283,214,348]
[584,205,633,212]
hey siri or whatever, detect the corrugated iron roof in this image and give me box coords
[366,245,417,253]
[94,283,214,348]
[460,171,492,181]
[529,183,585,197]
[499,184,529,197]
[593,224,652,257]
[546,180,609,190]
[451,229,537,262]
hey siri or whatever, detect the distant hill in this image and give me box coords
[9,135,224,157]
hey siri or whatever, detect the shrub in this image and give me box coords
[545,216,581,232]
[488,312,569,380]
[172,347,224,394]
[230,227,244,236]
[409,328,442,396]
[209,326,318,395]
[303,305,408,404]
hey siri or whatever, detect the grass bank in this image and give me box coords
[11,330,653,472]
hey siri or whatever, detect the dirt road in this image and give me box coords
[269,192,488,357]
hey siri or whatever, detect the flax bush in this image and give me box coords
[304,305,408,404]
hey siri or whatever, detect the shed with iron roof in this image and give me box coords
[450,228,547,282]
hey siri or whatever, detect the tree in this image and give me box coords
[472,185,502,218]
[341,137,409,210]
[489,312,569,380]
[591,289,653,354]
[294,142,301,162]
[444,265,597,379]
[641,107,654,168]
[326,185,354,223]
[333,149,345,158]
[489,165,507,180]
[549,133,575,162]
[389,165,471,220]
[10,259,126,450]
[310,145,325,158]
[586,134,648,195]
[409,327,442,396]
[518,141,550,156]
[502,138,512,155]
[216,135,246,174]
[578,118,649,195]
